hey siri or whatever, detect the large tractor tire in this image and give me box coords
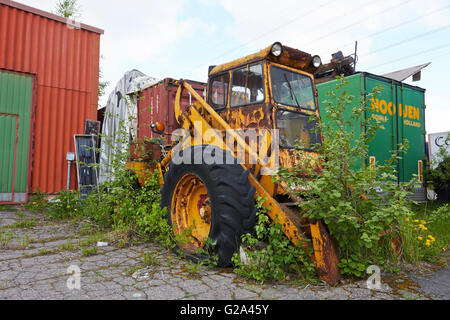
[161,145,256,267]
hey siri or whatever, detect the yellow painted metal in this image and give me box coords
[126,161,153,186]
[310,220,341,284]
[174,84,183,125]
[171,173,212,254]
[180,82,278,172]
[209,43,318,77]
[209,44,273,76]
[310,221,327,271]
[160,154,172,178]
[269,61,316,82]
[156,163,165,186]
[247,173,309,247]
[189,105,227,150]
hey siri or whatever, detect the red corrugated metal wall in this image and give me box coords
[137,79,206,142]
[0,2,102,194]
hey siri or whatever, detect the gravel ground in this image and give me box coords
[0,207,448,300]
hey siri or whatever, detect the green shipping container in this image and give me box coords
[0,70,33,203]
[317,72,426,184]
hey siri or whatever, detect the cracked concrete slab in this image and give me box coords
[1,208,448,300]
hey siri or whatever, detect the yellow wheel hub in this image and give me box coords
[171,174,212,254]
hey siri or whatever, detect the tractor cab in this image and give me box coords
[205,42,324,189]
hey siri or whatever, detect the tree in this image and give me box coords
[54,0,82,19]
[54,0,109,105]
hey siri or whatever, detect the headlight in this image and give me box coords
[312,55,322,68]
[271,42,283,57]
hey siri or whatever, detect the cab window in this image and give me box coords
[231,63,264,107]
[209,73,230,109]
[271,65,316,111]
[277,109,322,149]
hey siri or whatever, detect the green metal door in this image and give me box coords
[365,76,399,180]
[397,85,426,182]
[0,114,18,202]
[317,73,366,171]
[0,71,33,203]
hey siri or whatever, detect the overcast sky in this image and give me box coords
[19,0,450,134]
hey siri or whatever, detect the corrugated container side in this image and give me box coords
[364,74,426,182]
[317,72,426,183]
[317,73,365,170]
[396,84,426,182]
[365,76,398,168]
[0,3,102,194]
[137,79,206,142]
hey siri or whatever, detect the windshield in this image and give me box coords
[277,110,322,149]
[270,66,316,110]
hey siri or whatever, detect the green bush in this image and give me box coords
[72,112,174,248]
[79,166,174,249]
[400,203,449,263]
[24,189,48,212]
[232,196,317,283]
[46,189,81,220]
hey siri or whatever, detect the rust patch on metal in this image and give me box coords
[310,220,341,285]
[209,43,318,76]
[217,104,272,131]
[272,46,316,74]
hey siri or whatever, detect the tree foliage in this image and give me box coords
[54,0,81,19]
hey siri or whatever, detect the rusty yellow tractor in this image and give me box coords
[132,43,343,284]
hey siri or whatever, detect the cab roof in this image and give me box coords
[209,43,319,76]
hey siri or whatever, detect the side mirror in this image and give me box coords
[151,122,165,135]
